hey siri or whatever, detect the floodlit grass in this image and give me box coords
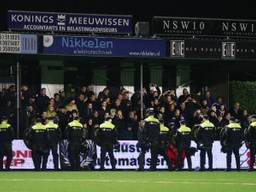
[0,171,256,192]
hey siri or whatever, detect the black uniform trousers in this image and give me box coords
[226,146,240,170]
[43,142,59,170]
[137,142,159,170]
[149,141,159,170]
[157,145,172,170]
[200,147,213,170]
[100,143,116,169]
[177,146,192,170]
[249,143,256,169]
[0,142,12,170]
[68,142,81,170]
[31,146,48,171]
[138,145,147,170]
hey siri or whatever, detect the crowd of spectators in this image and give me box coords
[0,84,250,139]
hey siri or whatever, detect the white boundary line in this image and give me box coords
[0,178,255,186]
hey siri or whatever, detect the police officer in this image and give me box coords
[220,118,243,171]
[30,118,48,171]
[175,120,192,171]
[137,119,148,171]
[244,116,256,171]
[66,112,86,170]
[96,116,117,170]
[194,117,215,171]
[158,115,172,170]
[0,116,14,170]
[44,117,61,170]
[137,108,160,171]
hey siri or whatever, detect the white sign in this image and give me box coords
[0,33,21,53]
[0,33,37,54]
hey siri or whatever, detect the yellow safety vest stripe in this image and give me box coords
[178,125,191,133]
[32,123,46,130]
[45,121,59,129]
[250,122,256,127]
[200,120,215,128]
[0,121,11,129]
[160,124,169,132]
[99,121,115,129]
[145,115,160,124]
[68,120,83,128]
[227,122,241,129]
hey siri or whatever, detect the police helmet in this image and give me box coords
[249,114,256,122]
[202,114,209,120]
[105,115,112,121]
[35,117,42,123]
[1,116,8,121]
[146,108,155,116]
[179,119,186,125]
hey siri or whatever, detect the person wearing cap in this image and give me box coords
[29,117,48,171]
[0,116,14,170]
[95,115,117,170]
[44,117,61,170]
[175,120,193,171]
[194,116,215,171]
[138,108,160,171]
[220,118,243,171]
[65,111,87,170]
[244,115,256,171]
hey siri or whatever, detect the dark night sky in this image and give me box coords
[0,0,254,30]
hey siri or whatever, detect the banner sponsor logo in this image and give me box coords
[152,17,256,37]
[0,33,37,54]
[42,35,166,58]
[8,10,132,34]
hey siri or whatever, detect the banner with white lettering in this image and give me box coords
[152,16,256,37]
[8,10,132,34]
[5,140,254,170]
[42,35,166,58]
[0,33,37,54]
[95,141,250,169]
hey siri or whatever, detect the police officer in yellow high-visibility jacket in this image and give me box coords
[0,116,14,170]
[195,118,215,171]
[97,116,117,170]
[139,109,160,171]
[30,118,48,171]
[66,116,86,170]
[244,117,256,171]
[158,120,172,170]
[44,117,61,170]
[220,119,242,171]
[175,120,192,170]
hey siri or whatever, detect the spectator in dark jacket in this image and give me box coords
[36,88,50,114]
[230,102,243,121]
[178,88,189,105]
[126,111,139,140]
[76,93,86,119]
[113,110,127,140]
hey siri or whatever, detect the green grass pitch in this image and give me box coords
[0,171,256,192]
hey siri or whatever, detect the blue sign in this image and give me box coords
[0,33,37,54]
[8,10,133,34]
[42,35,166,58]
